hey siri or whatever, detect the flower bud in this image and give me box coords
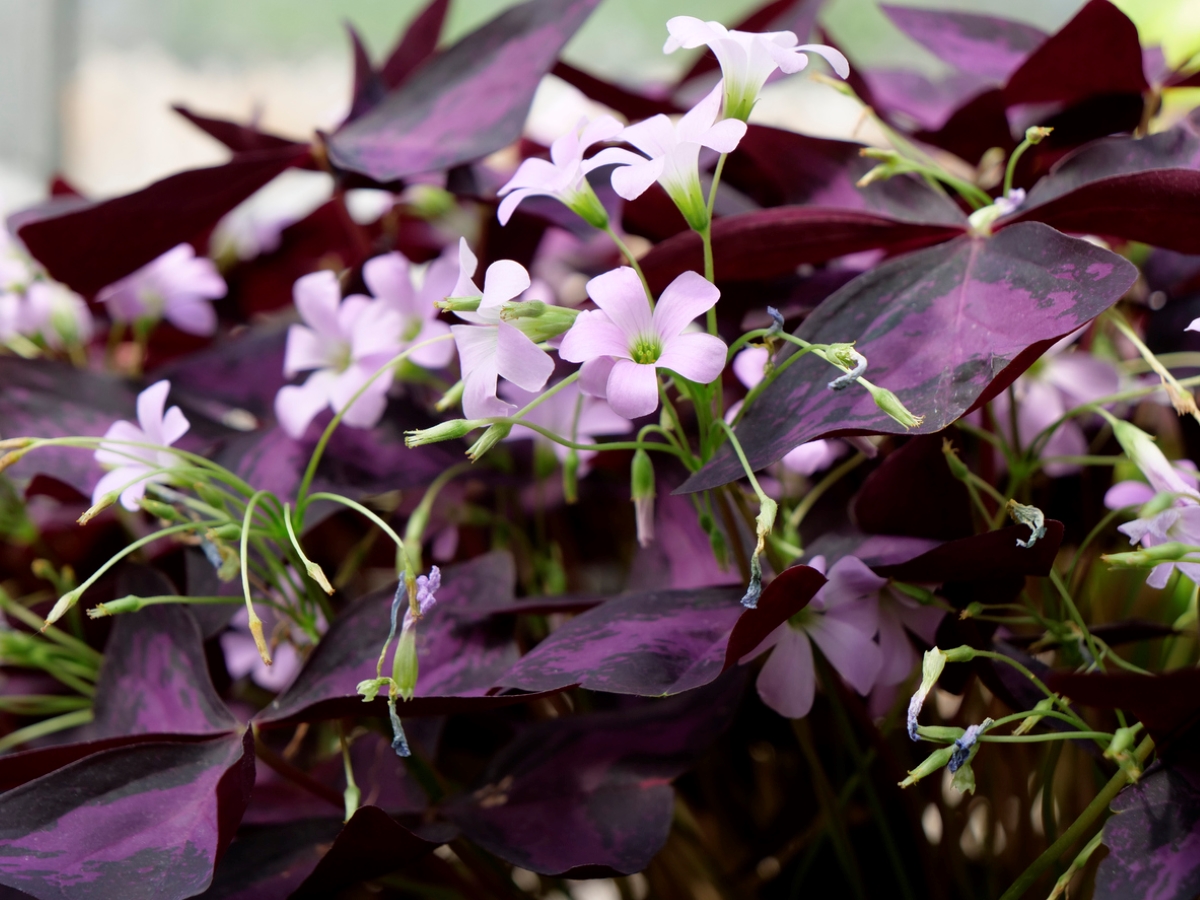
[907,648,947,740]
[562,449,580,504]
[467,422,512,461]
[138,498,182,522]
[631,449,656,547]
[193,481,230,512]
[1025,126,1053,144]
[77,491,119,525]
[247,610,272,666]
[509,304,580,344]
[208,523,242,541]
[42,589,82,629]
[435,296,482,313]
[864,382,924,429]
[406,418,485,448]
[304,559,335,595]
[356,676,387,703]
[1103,542,1200,569]
[942,438,970,481]
[392,628,418,701]
[435,379,465,413]
[899,745,955,788]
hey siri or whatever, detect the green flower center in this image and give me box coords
[402,316,423,343]
[630,333,662,365]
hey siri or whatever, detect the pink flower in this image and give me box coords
[97,244,226,336]
[221,602,325,692]
[583,83,746,230]
[19,282,94,349]
[93,380,189,511]
[274,270,403,439]
[875,588,946,689]
[354,249,455,369]
[744,555,882,719]
[559,267,726,419]
[500,380,631,474]
[730,346,847,475]
[448,239,554,419]
[498,115,623,227]
[663,17,849,121]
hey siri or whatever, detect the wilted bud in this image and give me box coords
[406,418,485,448]
[907,648,947,740]
[1025,126,1053,144]
[864,382,924,429]
[951,760,977,795]
[356,676,387,703]
[1013,697,1056,735]
[562,449,580,504]
[247,610,273,666]
[467,422,513,461]
[42,589,82,629]
[825,346,867,391]
[77,491,119,525]
[304,559,335,595]
[631,449,655,547]
[899,745,955,788]
[391,628,418,701]
[1007,499,1047,549]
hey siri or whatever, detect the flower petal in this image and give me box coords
[92,465,145,510]
[481,260,532,311]
[585,267,652,341]
[806,612,882,695]
[796,43,850,79]
[732,346,769,389]
[275,370,337,439]
[756,626,816,719]
[606,358,660,418]
[701,118,747,154]
[363,252,417,314]
[135,381,172,441]
[407,319,455,368]
[677,82,722,143]
[293,270,342,336]
[657,332,727,384]
[283,324,330,377]
[1105,480,1156,510]
[559,309,630,363]
[496,321,554,392]
[610,157,665,201]
[96,420,152,469]
[497,188,542,226]
[451,237,480,298]
[653,270,721,340]
[580,356,616,397]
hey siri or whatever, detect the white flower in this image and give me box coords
[663,17,849,121]
[93,380,190,511]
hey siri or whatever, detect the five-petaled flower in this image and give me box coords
[663,16,849,121]
[498,115,623,228]
[93,380,190,511]
[354,249,456,370]
[97,244,227,336]
[449,239,555,419]
[559,267,727,419]
[274,270,403,439]
[584,82,746,231]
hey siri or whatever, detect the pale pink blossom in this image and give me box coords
[743,555,882,719]
[583,83,746,230]
[274,270,403,439]
[221,601,325,692]
[498,115,623,227]
[730,345,847,475]
[92,380,189,511]
[663,17,849,121]
[353,249,455,369]
[97,244,226,336]
[448,239,554,419]
[18,282,94,349]
[500,380,631,474]
[559,267,726,419]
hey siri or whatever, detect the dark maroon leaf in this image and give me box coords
[15,146,309,295]
[860,69,995,134]
[380,0,451,89]
[881,5,1046,83]
[1003,0,1147,107]
[913,86,1016,165]
[172,106,305,154]
[258,552,539,725]
[872,521,1064,582]
[722,125,971,223]
[0,358,137,496]
[1008,112,1200,251]
[682,222,1137,492]
[327,0,602,182]
[724,565,825,667]
[0,732,253,900]
[443,674,745,876]
[289,806,441,899]
[550,61,679,121]
[197,818,342,900]
[497,585,744,696]
[1047,668,1200,752]
[345,24,387,122]
[1095,762,1200,900]
[638,206,964,295]
[89,604,240,739]
[853,435,974,540]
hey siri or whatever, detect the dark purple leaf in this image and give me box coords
[89,604,240,739]
[1095,762,1200,900]
[443,673,745,876]
[638,206,965,295]
[15,146,309,295]
[550,61,679,121]
[171,106,305,154]
[853,435,974,540]
[881,5,1046,83]
[871,521,1064,582]
[196,819,342,900]
[0,732,253,900]
[1003,0,1147,107]
[722,125,971,223]
[1047,668,1200,752]
[860,69,995,134]
[497,585,745,696]
[682,222,1137,492]
[327,0,602,182]
[345,24,387,122]
[724,565,825,667]
[157,326,290,424]
[257,552,540,725]
[912,86,1016,165]
[1008,112,1200,252]
[380,0,451,89]
[0,359,137,496]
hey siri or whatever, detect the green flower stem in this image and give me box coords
[604,224,652,304]
[486,419,689,461]
[731,342,821,427]
[145,482,230,522]
[1106,309,1200,422]
[305,492,412,574]
[403,462,474,561]
[1003,134,1039,197]
[997,736,1154,900]
[978,732,1114,744]
[1048,570,1108,675]
[0,695,92,715]
[787,453,868,531]
[0,708,94,753]
[966,648,1098,741]
[1121,351,1200,373]
[701,152,728,336]
[987,708,1096,732]
[725,328,773,361]
[657,381,698,468]
[88,594,244,617]
[294,333,456,520]
[512,370,580,420]
[714,420,769,506]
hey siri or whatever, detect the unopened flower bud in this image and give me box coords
[77,491,119,525]
[864,382,924,429]
[1105,723,1142,760]
[1025,126,1053,144]
[631,449,655,547]
[907,648,947,740]
[435,296,482,313]
[193,481,229,511]
[42,589,82,629]
[899,745,955,788]
[138,498,182,522]
[208,523,242,541]
[510,304,580,344]
[406,418,485,448]
[1013,697,1056,735]
[435,379,465,413]
[304,559,335,595]
[562,449,580,504]
[392,628,418,701]
[467,422,512,461]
